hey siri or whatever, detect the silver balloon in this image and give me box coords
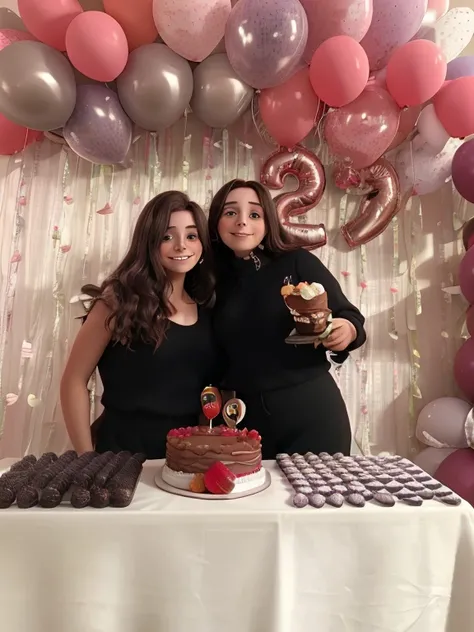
[0,41,76,131]
[191,54,253,128]
[0,8,27,31]
[117,43,193,132]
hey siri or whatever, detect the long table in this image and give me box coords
[0,459,473,632]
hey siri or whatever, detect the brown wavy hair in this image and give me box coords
[208,179,294,280]
[91,191,214,347]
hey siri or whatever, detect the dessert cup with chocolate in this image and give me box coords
[281,282,332,336]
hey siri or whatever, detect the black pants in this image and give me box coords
[94,411,197,460]
[238,372,351,459]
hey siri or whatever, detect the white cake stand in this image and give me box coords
[154,466,271,500]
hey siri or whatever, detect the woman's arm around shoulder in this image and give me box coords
[60,300,113,453]
[294,248,366,352]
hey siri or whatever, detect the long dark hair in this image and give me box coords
[208,180,294,276]
[93,191,214,347]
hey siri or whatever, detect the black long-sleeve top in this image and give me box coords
[213,248,366,393]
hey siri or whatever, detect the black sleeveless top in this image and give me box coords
[97,307,221,420]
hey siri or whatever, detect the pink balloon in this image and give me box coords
[153,0,231,62]
[0,113,43,155]
[259,69,322,149]
[360,0,427,71]
[467,306,474,336]
[454,337,474,401]
[434,77,474,138]
[386,40,447,107]
[386,105,421,151]
[435,448,474,506]
[325,86,400,170]
[66,12,128,82]
[309,36,369,108]
[260,146,327,249]
[413,446,456,476]
[0,28,36,50]
[301,0,373,64]
[339,159,401,247]
[18,0,82,51]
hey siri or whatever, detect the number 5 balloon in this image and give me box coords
[336,159,402,248]
[260,146,327,249]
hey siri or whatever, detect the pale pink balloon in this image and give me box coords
[325,86,400,170]
[417,104,450,153]
[66,12,128,82]
[153,0,231,62]
[394,137,461,196]
[301,0,373,64]
[386,105,421,151]
[18,0,83,51]
[0,28,36,50]
[360,0,427,71]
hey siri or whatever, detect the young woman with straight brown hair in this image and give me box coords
[208,179,366,458]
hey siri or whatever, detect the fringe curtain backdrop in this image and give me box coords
[0,115,471,458]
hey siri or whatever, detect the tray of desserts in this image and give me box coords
[277,452,461,509]
[0,450,145,509]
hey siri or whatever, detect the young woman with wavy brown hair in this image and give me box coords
[208,179,366,458]
[61,191,220,459]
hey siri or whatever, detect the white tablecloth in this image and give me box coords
[0,459,473,632]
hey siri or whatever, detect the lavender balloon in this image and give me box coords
[225,0,308,89]
[447,56,474,81]
[360,0,427,71]
[64,85,132,166]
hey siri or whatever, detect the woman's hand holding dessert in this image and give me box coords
[321,318,356,352]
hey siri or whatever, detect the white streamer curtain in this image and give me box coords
[0,116,470,458]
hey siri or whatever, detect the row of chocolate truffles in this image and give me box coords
[0,451,145,509]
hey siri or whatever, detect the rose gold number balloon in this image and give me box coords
[338,159,401,247]
[260,146,327,249]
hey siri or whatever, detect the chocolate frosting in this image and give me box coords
[166,426,261,475]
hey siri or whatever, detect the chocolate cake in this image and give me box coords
[281,282,332,336]
[163,425,265,494]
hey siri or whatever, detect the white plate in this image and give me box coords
[154,466,271,500]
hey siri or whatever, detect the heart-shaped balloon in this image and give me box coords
[223,398,246,428]
[325,86,400,170]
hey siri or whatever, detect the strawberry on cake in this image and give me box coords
[163,425,265,495]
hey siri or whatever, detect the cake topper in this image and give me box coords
[200,386,222,429]
[223,398,246,429]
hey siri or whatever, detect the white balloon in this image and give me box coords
[394,136,462,196]
[417,104,450,153]
[417,7,474,62]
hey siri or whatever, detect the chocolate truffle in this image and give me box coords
[373,492,395,507]
[326,493,344,508]
[309,493,326,508]
[292,493,309,508]
[71,487,91,509]
[346,493,365,507]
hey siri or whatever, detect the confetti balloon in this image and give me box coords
[0,27,35,50]
[225,0,308,89]
[360,0,427,71]
[301,0,373,64]
[418,8,474,64]
[324,86,400,170]
[153,0,231,62]
[63,84,132,165]
[394,137,461,196]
